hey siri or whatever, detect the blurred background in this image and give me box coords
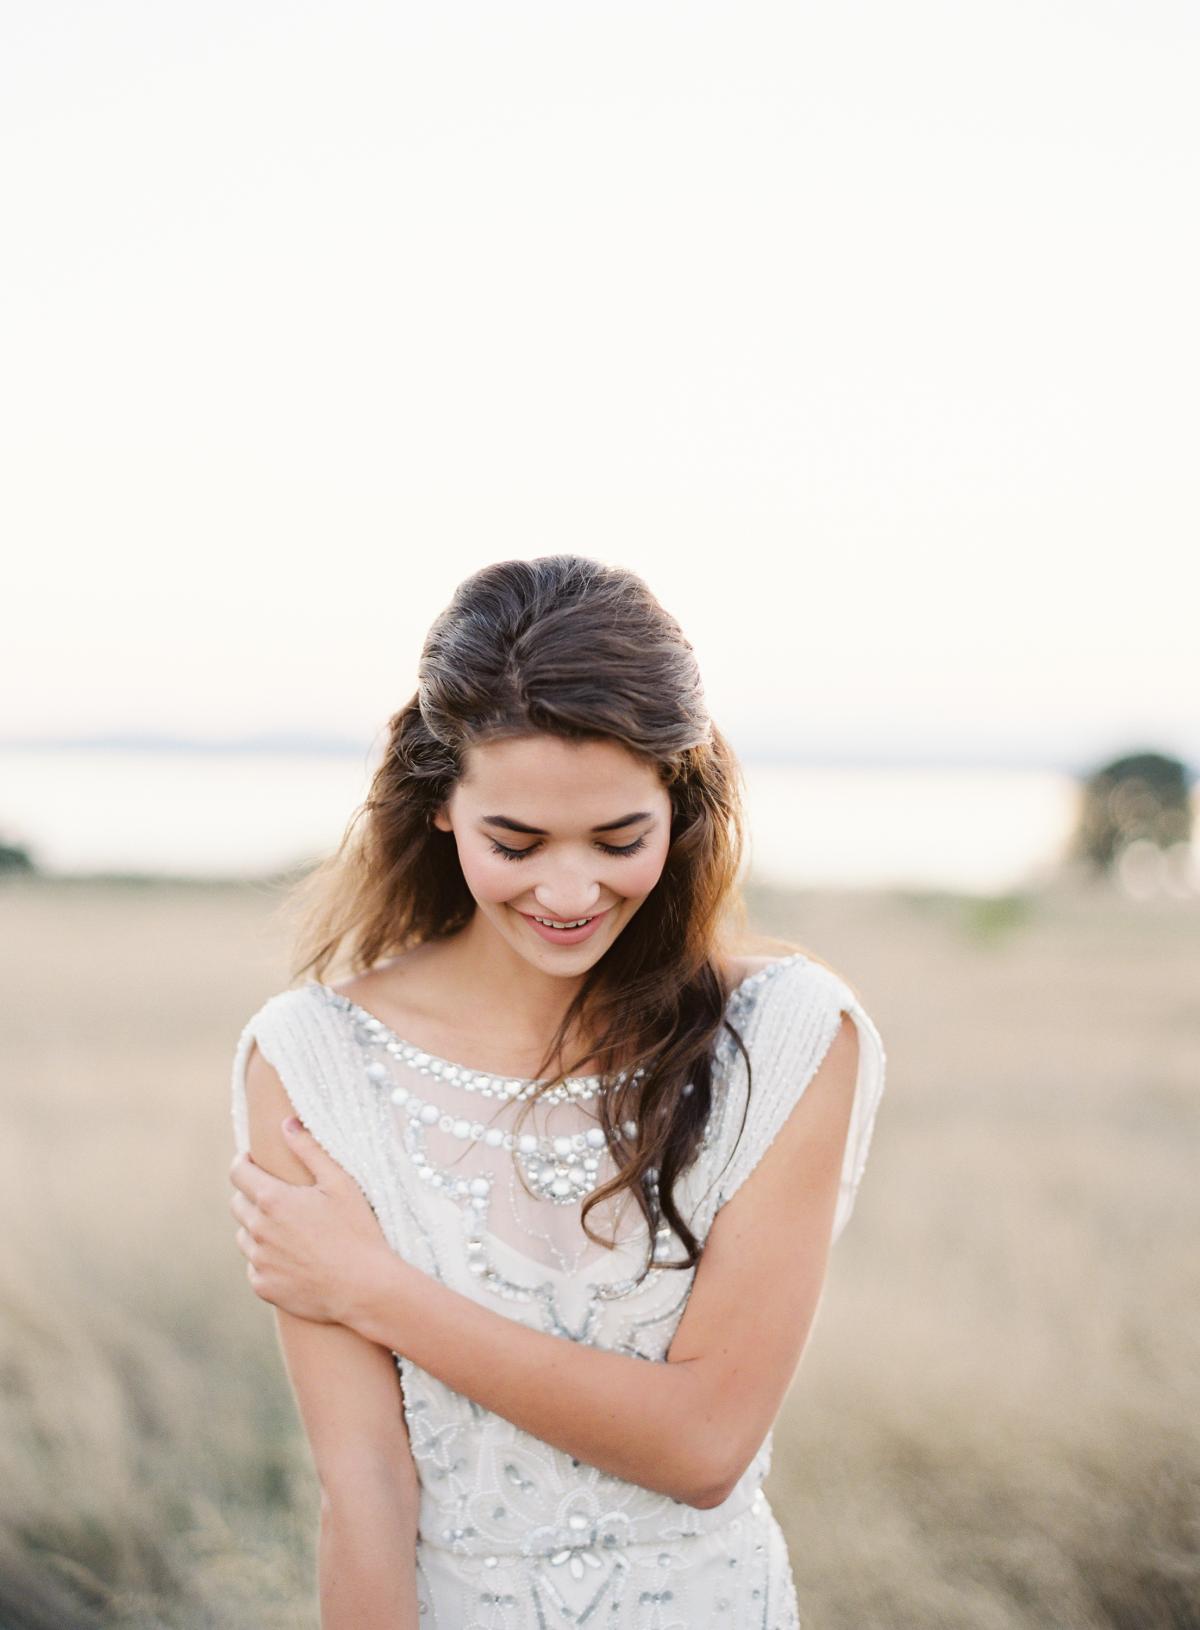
[2,2,1197,1627]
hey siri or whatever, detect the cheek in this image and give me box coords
[457,846,522,903]
[622,840,670,897]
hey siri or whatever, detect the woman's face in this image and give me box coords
[432,733,673,973]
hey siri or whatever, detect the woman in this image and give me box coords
[228,554,887,1628]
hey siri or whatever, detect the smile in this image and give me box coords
[517,907,612,944]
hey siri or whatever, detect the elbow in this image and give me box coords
[673,1444,746,1512]
[686,1478,735,1512]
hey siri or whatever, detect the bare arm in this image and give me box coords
[242,1042,422,1629]
[346,1011,861,1508]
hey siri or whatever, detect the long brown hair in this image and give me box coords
[276,555,800,1274]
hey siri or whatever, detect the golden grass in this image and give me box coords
[0,874,1195,1628]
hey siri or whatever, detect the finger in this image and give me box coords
[230,1149,264,1182]
[246,1260,282,1307]
[229,1189,255,1229]
[235,1225,256,1263]
[231,1155,288,1213]
[229,1152,269,1202]
[280,1117,345,1185]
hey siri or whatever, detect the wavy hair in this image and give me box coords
[275,555,804,1276]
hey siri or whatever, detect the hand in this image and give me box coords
[229,1118,392,1326]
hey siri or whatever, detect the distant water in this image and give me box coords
[3,747,1193,895]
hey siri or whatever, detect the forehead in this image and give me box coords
[456,735,666,814]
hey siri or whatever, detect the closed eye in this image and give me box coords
[488,836,649,862]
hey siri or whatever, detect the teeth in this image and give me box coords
[533,915,593,929]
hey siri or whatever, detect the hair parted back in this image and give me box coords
[277,554,803,1276]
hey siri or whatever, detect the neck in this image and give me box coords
[443,910,593,1055]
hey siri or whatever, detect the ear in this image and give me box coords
[431,805,452,833]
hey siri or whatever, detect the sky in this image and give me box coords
[4,1,1197,772]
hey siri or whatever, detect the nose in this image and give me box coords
[532,874,603,920]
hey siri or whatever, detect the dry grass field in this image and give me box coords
[0,874,1196,1629]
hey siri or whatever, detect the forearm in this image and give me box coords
[347,1254,719,1506]
[318,1490,420,1630]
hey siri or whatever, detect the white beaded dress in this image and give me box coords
[230,952,887,1630]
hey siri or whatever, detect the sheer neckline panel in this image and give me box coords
[306,953,807,1089]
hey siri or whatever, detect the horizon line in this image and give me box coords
[1,730,1195,781]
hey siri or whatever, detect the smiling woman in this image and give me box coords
[228,554,888,1630]
[430,734,674,970]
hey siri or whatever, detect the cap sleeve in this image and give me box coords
[713,957,887,1245]
[230,986,383,1211]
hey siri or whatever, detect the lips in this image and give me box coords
[517,907,612,945]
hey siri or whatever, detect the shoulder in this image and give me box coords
[240,980,326,1026]
[699,951,887,1243]
[230,981,376,1179]
[720,953,778,989]
[231,982,325,1071]
[721,946,854,988]
[720,948,860,1019]
[232,983,338,1072]
[719,953,797,1010]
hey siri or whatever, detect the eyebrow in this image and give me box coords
[480,811,655,836]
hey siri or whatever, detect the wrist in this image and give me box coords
[342,1245,411,1346]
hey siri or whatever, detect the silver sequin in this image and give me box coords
[230,952,875,1630]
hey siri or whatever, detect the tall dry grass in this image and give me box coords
[0,874,1195,1628]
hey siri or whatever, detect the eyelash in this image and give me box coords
[488,836,649,863]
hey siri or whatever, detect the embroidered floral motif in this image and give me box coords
[231,951,878,1629]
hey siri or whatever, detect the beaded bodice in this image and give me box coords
[230,951,887,1623]
[317,985,662,1282]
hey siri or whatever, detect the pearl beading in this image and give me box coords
[407,1157,678,1317]
[385,1072,639,1207]
[318,955,806,1226]
[320,988,643,1104]
[321,996,641,1210]
[235,952,855,1621]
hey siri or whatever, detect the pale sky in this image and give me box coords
[4,1,1197,770]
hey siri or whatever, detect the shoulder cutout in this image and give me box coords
[230,986,383,1210]
[712,957,887,1246]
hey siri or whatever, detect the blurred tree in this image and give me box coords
[0,837,37,875]
[1067,750,1194,878]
